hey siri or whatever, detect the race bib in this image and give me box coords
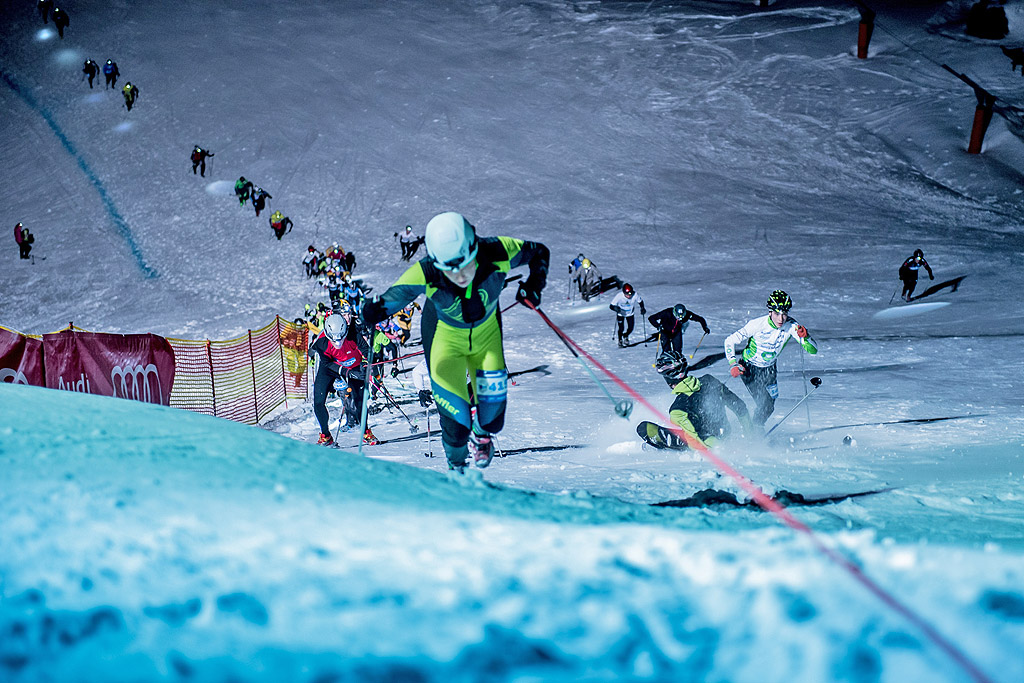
[474,369,508,403]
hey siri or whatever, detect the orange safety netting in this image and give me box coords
[167,317,308,425]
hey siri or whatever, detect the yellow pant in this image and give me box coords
[426,309,507,433]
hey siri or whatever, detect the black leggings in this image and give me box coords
[739,362,778,426]
[616,315,635,340]
[313,366,364,437]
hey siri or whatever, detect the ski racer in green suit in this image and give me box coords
[641,351,752,449]
[361,212,549,472]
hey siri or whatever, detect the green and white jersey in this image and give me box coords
[724,314,817,369]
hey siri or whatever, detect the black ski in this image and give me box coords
[653,487,893,509]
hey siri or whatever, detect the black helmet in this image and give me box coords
[913,248,924,259]
[655,351,688,381]
[672,303,687,320]
[766,290,793,313]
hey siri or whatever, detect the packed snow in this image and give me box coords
[2,1,1023,681]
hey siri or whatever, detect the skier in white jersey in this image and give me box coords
[724,290,818,427]
[609,283,646,347]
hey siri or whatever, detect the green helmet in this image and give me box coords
[766,289,793,313]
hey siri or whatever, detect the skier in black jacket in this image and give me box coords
[648,303,709,355]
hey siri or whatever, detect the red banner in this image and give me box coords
[0,327,45,386]
[43,331,176,405]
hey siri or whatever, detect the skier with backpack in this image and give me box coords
[82,59,99,88]
[234,176,253,206]
[190,146,214,177]
[648,303,709,356]
[637,351,752,450]
[270,211,293,240]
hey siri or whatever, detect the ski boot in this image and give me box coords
[469,431,494,468]
[363,428,379,445]
[317,433,335,447]
[338,419,356,434]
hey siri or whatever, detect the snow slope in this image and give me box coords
[2,0,1024,681]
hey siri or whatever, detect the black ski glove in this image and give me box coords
[640,305,646,315]
[361,296,389,327]
[516,282,541,307]
[418,389,433,407]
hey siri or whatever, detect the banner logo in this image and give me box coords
[0,368,29,385]
[110,363,163,403]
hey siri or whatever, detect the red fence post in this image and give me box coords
[856,5,875,60]
[968,99,995,154]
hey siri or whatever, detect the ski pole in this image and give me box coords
[689,331,707,359]
[425,405,433,457]
[522,300,632,419]
[889,288,898,305]
[373,377,418,432]
[357,346,375,455]
[801,350,812,428]
[765,377,822,437]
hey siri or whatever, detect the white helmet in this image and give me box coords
[425,212,477,271]
[323,314,347,344]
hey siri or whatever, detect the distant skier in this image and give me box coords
[361,211,549,472]
[121,82,139,111]
[234,176,253,205]
[342,278,363,314]
[51,6,68,37]
[251,187,272,216]
[190,146,214,177]
[396,225,423,261]
[38,0,53,23]
[648,303,709,356]
[638,351,752,450]
[82,59,99,88]
[269,211,293,240]
[303,245,321,278]
[103,60,120,89]
[310,314,373,446]
[898,248,934,302]
[572,258,602,300]
[609,283,646,347]
[724,290,818,428]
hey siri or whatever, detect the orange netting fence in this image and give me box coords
[1,317,308,426]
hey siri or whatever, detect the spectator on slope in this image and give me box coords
[122,82,139,111]
[898,248,934,302]
[190,146,214,177]
[361,211,549,473]
[724,290,818,428]
[103,60,120,89]
[15,222,35,260]
[609,282,645,347]
[648,303,709,356]
[82,59,99,88]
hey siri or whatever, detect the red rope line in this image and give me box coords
[522,300,992,683]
